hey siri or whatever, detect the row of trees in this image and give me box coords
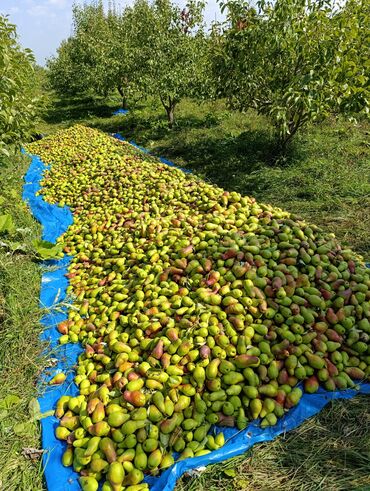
[48,0,209,128]
[0,15,37,155]
[48,0,369,147]
[1,0,368,151]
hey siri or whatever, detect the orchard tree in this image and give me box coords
[104,5,142,109]
[0,15,37,155]
[47,1,139,109]
[333,0,370,116]
[47,2,113,98]
[70,1,124,99]
[132,0,209,127]
[117,0,155,109]
[216,0,369,151]
[47,38,91,96]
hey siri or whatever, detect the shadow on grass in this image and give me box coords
[153,129,302,195]
[43,96,115,125]
[42,97,301,194]
[90,109,221,141]
[90,111,293,193]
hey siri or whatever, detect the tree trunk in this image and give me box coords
[277,115,305,155]
[117,87,127,110]
[160,96,176,129]
[166,105,175,128]
[278,133,291,155]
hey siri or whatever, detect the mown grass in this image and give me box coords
[0,154,44,490]
[30,93,370,491]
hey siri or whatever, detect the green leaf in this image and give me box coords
[37,410,55,420]
[0,240,28,253]
[33,239,63,259]
[224,469,237,478]
[28,398,54,421]
[0,394,21,409]
[13,421,35,437]
[1,147,10,157]
[9,188,18,199]
[9,241,28,253]
[0,214,15,234]
[28,398,41,419]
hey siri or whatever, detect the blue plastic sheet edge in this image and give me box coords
[22,144,370,491]
[113,132,192,174]
[22,149,83,491]
[113,108,129,116]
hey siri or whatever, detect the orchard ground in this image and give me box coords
[0,94,368,490]
[0,154,45,490]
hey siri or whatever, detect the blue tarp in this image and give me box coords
[113,132,191,174]
[23,151,83,490]
[113,108,129,116]
[22,143,370,491]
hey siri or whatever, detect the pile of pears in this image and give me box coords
[26,125,369,491]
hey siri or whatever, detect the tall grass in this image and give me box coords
[0,154,44,490]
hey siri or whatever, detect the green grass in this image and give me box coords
[0,154,44,490]
[18,92,370,491]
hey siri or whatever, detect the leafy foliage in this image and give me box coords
[47,2,110,97]
[334,0,370,115]
[215,0,369,149]
[46,0,209,125]
[0,214,15,235]
[47,1,139,108]
[0,15,37,155]
[46,38,89,96]
[129,0,209,126]
[32,239,63,260]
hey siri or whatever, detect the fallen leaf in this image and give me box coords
[224,468,237,478]
[0,214,15,235]
[28,398,41,419]
[13,421,34,436]
[0,394,21,409]
[33,239,63,259]
[22,447,44,462]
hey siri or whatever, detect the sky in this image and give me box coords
[0,0,224,66]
